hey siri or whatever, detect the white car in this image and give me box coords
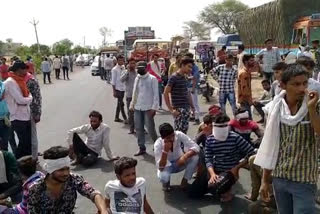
[90,56,100,76]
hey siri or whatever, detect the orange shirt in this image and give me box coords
[237,67,252,105]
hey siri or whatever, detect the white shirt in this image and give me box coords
[53,58,61,69]
[111,65,126,91]
[66,123,114,159]
[154,131,200,168]
[104,57,114,70]
[4,77,32,121]
[308,78,320,94]
[105,177,146,214]
[130,73,159,111]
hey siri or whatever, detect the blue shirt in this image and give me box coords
[188,64,200,88]
[0,81,9,119]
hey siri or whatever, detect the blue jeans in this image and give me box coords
[157,155,199,183]
[158,83,163,108]
[134,110,158,151]
[219,92,237,116]
[272,177,317,214]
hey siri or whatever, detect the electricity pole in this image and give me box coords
[30,18,40,54]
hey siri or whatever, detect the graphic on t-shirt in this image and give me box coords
[114,189,142,213]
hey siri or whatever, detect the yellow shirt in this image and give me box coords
[168,63,179,77]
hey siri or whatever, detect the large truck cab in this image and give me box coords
[292,13,320,46]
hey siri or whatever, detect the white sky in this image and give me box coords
[0,0,273,48]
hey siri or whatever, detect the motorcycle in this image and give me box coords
[198,73,214,102]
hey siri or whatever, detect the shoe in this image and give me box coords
[189,117,195,122]
[124,119,129,124]
[128,130,136,134]
[114,118,124,123]
[134,150,146,156]
[162,182,171,192]
[194,119,200,125]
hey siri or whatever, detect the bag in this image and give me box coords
[188,169,209,198]
[208,171,236,195]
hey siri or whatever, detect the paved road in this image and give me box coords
[36,67,318,214]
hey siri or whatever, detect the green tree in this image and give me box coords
[72,45,86,54]
[15,46,31,60]
[52,39,73,55]
[183,21,211,40]
[30,44,51,56]
[0,40,6,55]
[200,0,248,34]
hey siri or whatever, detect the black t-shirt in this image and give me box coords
[167,73,189,108]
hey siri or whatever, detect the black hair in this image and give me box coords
[89,110,103,121]
[179,57,194,68]
[116,55,124,60]
[281,63,309,84]
[264,38,273,44]
[176,53,183,59]
[184,52,194,59]
[213,113,230,124]
[106,53,110,57]
[159,123,174,138]
[238,45,245,51]
[235,107,247,116]
[261,79,270,85]
[17,156,37,177]
[1,58,6,62]
[43,146,69,160]
[114,157,137,175]
[242,54,254,64]
[128,57,136,62]
[222,46,226,50]
[296,56,316,69]
[272,62,288,71]
[203,114,213,125]
[226,54,234,60]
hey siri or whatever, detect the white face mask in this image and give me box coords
[212,126,229,141]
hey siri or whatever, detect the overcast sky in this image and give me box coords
[0,0,273,48]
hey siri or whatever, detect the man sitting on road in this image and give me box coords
[229,108,263,148]
[253,79,272,123]
[154,123,199,192]
[27,146,108,213]
[205,113,255,202]
[104,157,154,214]
[67,111,119,166]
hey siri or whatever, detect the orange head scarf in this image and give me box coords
[9,72,29,97]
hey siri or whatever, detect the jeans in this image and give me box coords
[174,108,190,134]
[106,69,111,82]
[263,72,274,84]
[0,120,9,150]
[219,92,237,117]
[72,133,98,166]
[43,72,51,83]
[100,68,105,80]
[55,69,60,79]
[157,155,199,183]
[126,97,134,132]
[115,90,127,120]
[240,101,252,120]
[191,89,200,120]
[272,177,317,214]
[62,66,69,79]
[158,82,163,108]
[31,118,39,160]
[134,110,158,151]
[11,120,32,159]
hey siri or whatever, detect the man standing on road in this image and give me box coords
[130,61,159,156]
[255,64,320,214]
[67,111,119,166]
[256,39,281,83]
[154,123,199,192]
[168,54,182,78]
[27,146,108,214]
[120,58,137,134]
[61,54,70,80]
[0,58,9,80]
[53,55,61,79]
[213,54,238,117]
[164,57,195,134]
[104,53,114,83]
[41,57,52,84]
[69,55,74,72]
[25,56,35,77]
[311,39,320,81]
[111,55,128,124]
[25,71,42,161]
[4,61,32,159]
[238,54,255,120]
[217,46,227,65]
[237,45,246,69]
[148,54,164,110]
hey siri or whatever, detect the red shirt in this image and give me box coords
[25,62,35,75]
[229,119,259,142]
[0,64,9,80]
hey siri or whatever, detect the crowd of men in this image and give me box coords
[0,37,320,213]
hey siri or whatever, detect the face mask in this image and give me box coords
[137,67,146,75]
[212,126,229,141]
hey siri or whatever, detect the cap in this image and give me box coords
[9,60,29,72]
[137,61,147,70]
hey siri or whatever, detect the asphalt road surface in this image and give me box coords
[36,66,319,214]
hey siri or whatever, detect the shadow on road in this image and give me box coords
[71,158,114,173]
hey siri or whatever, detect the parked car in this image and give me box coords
[76,54,91,66]
[90,56,100,76]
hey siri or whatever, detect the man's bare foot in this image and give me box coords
[244,193,257,201]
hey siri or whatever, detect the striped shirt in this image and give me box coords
[205,131,255,173]
[167,73,190,108]
[273,102,320,184]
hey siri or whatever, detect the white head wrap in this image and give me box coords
[43,156,71,174]
[212,122,229,141]
[236,111,249,120]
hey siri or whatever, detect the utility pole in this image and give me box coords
[83,36,86,47]
[30,18,40,54]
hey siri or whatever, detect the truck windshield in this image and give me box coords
[310,27,320,44]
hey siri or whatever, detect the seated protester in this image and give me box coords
[296,56,320,94]
[154,123,200,192]
[27,146,108,213]
[270,62,287,98]
[105,157,154,214]
[67,110,119,166]
[205,113,256,202]
[0,140,22,204]
[229,109,263,148]
[253,79,272,123]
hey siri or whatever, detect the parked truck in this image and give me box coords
[235,0,320,54]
